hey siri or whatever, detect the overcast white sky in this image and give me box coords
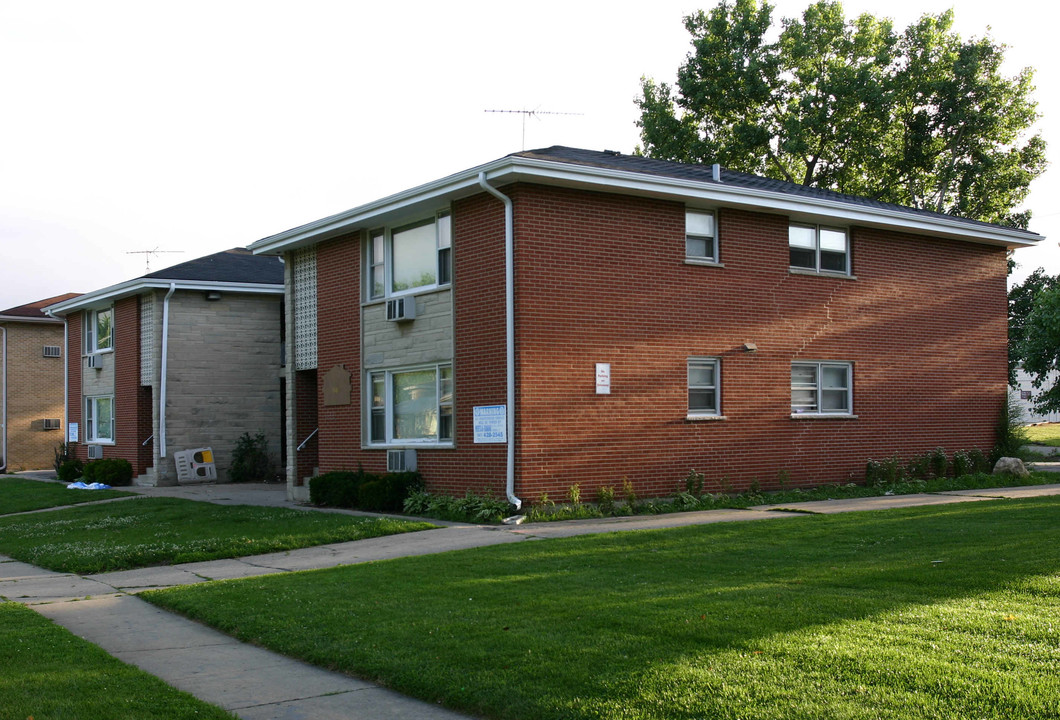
[1,0,1055,311]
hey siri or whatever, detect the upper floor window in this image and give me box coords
[686,210,718,263]
[789,224,849,275]
[688,357,720,416]
[368,212,452,300]
[791,362,852,415]
[85,308,113,353]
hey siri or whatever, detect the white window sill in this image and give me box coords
[85,440,116,446]
[84,349,114,357]
[364,443,455,449]
[790,413,858,420]
[686,414,726,421]
[684,259,724,268]
[362,285,452,307]
[788,268,856,280]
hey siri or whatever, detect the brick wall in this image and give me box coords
[1,321,66,470]
[508,184,1007,499]
[112,296,152,475]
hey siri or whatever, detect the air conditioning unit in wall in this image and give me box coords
[87,354,103,369]
[386,297,416,322]
[87,445,103,460]
[42,418,61,430]
[387,448,417,473]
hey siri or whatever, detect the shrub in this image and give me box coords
[597,485,616,514]
[309,471,362,507]
[567,483,581,505]
[907,453,932,480]
[992,391,1029,461]
[929,447,948,478]
[684,469,704,496]
[309,468,422,512]
[622,478,637,507]
[228,432,275,483]
[969,448,990,474]
[57,458,84,482]
[403,490,513,523]
[53,442,73,475]
[952,450,973,477]
[81,458,133,486]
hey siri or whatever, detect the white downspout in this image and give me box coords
[0,326,7,473]
[159,283,176,458]
[477,172,521,510]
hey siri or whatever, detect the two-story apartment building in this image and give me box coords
[46,249,284,485]
[0,294,80,472]
[250,147,1041,505]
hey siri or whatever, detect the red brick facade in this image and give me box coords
[307,182,1007,501]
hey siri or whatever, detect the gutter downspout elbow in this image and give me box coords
[159,283,176,458]
[477,172,521,510]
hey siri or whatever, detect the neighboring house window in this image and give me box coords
[789,224,849,274]
[85,395,115,442]
[368,364,454,445]
[688,358,720,416]
[367,211,452,299]
[685,210,718,262]
[85,308,114,353]
[791,362,852,415]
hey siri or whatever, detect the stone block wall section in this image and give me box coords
[161,292,282,483]
[0,322,66,470]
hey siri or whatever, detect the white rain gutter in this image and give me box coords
[0,326,7,473]
[158,283,176,458]
[477,172,521,510]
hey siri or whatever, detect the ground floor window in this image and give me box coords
[85,395,115,442]
[791,362,852,415]
[368,364,453,445]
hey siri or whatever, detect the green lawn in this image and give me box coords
[0,497,435,574]
[1025,423,1060,446]
[0,601,234,719]
[0,476,134,514]
[146,497,1060,720]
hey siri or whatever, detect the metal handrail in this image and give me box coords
[142,435,154,447]
[296,428,318,452]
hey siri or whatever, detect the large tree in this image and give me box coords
[637,0,1046,227]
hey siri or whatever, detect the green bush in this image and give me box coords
[952,450,973,477]
[81,458,133,486]
[403,490,513,523]
[309,468,422,512]
[57,458,84,482]
[308,471,362,507]
[992,392,1029,461]
[228,432,275,483]
[929,447,948,479]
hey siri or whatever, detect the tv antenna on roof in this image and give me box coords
[126,247,184,273]
[484,108,583,150]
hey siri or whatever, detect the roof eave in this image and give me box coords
[250,155,1042,254]
[44,279,284,316]
[0,314,64,324]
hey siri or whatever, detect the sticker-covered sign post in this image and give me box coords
[473,405,507,443]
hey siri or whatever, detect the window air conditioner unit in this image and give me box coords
[42,418,61,430]
[386,296,416,322]
[43,345,61,358]
[87,354,103,369]
[387,448,417,473]
[87,445,103,460]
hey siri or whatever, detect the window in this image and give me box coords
[367,211,452,299]
[368,364,454,445]
[791,362,852,415]
[688,358,720,416]
[85,395,114,442]
[85,308,113,353]
[789,224,849,274]
[686,210,718,262]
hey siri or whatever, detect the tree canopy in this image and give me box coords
[637,0,1046,228]
[1011,270,1060,412]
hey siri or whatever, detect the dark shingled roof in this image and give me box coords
[0,293,82,319]
[513,146,1039,237]
[144,248,283,285]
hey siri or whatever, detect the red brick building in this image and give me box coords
[251,147,1040,505]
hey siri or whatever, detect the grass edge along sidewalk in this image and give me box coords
[0,601,235,719]
[147,496,1060,720]
[0,476,134,515]
[0,496,436,574]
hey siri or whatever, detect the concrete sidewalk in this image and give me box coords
[4,481,1060,719]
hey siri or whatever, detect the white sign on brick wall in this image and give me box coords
[67,423,78,443]
[473,405,507,443]
[596,363,611,394]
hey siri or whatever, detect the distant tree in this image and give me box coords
[1015,272,1060,412]
[1009,269,1059,384]
[637,0,1046,228]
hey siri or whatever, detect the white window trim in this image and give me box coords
[365,211,452,301]
[367,363,454,447]
[790,361,853,417]
[84,307,114,355]
[789,223,850,276]
[85,395,115,444]
[685,209,719,263]
[687,357,721,418]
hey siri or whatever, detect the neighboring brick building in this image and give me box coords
[0,294,80,472]
[46,249,284,485]
[250,147,1041,505]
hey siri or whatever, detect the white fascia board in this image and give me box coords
[0,314,63,324]
[44,279,284,316]
[250,155,1042,254]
